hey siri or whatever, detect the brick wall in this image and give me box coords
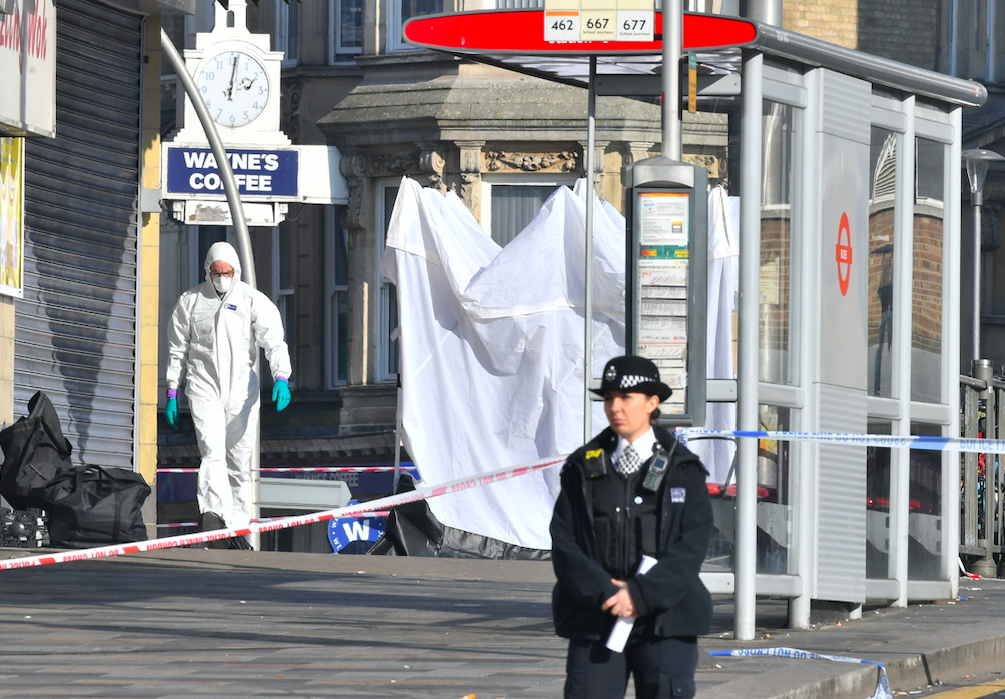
[867,208,895,347]
[760,216,791,361]
[783,0,859,49]
[857,0,941,70]
[912,214,944,354]
[782,0,942,70]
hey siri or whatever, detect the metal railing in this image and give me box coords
[959,367,1005,577]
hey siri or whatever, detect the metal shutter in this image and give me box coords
[17,0,142,469]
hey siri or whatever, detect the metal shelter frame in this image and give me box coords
[404,10,988,640]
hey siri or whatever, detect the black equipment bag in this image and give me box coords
[44,466,151,548]
[0,392,74,509]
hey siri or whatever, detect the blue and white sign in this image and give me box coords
[328,500,387,554]
[165,146,298,197]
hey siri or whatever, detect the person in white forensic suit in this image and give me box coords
[163,242,292,543]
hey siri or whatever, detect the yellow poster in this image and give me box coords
[0,136,24,298]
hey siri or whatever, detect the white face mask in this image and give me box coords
[213,276,234,294]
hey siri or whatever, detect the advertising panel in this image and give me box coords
[0,137,24,299]
[0,0,56,137]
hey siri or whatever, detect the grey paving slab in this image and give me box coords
[0,548,1001,698]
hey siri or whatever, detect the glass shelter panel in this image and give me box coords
[866,419,893,579]
[911,139,945,404]
[760,102,795,385]
[909,422,944,580]
[757,404,792,574]
[869,127,898,398]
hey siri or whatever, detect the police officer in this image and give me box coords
[550,355,713,699]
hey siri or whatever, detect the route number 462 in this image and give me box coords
[551,19,574,30]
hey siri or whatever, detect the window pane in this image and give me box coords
[336,290,348,382]
[909,422,943,580]
[384,186,399,233]
[757,404,792,575]
[866,419,893,579]
[911,139,944,403]
[490,185,555,247]
[401,0,440,23]
[287,0,298,60]
[759,102,794,385]
[869,128,897,398]
[334,220,348,286]
[387,285,399,376]
[339,0,363,48]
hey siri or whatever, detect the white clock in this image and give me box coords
[195,50,271,128]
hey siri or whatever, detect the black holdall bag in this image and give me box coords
[44,466,151,548]
[0,392,74,509]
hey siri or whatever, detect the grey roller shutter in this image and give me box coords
[17,0,142,469]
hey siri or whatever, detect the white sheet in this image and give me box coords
[379,178,624,549]
[379,178,739,549]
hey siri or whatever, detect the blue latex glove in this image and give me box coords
[164,397,178,430]
[272,378,291,412]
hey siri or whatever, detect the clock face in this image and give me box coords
[195,50,270,128]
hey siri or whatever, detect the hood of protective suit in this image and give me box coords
[204,241,242,283]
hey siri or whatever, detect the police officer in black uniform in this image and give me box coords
[550,355,713,699]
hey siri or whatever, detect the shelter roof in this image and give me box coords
[404,11,987,109]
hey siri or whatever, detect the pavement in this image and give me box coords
[0,548,1002,698]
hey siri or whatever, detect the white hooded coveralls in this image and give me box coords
[165,242,292,527]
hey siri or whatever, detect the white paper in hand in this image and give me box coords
[605,555,658,653]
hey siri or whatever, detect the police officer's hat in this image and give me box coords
[591,355,672,402]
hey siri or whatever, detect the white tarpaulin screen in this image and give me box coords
[379,177,738,549]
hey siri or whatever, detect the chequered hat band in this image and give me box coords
[620,374,658,389]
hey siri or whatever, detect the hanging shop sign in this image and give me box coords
[0,0,56,138]
[164,146,299,198]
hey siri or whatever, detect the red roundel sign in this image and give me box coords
[835,212,852,297]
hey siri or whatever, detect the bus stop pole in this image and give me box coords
[662,0,682,159]
[584,56,597,443]
[161,29,261,550]
[736,49,763,641]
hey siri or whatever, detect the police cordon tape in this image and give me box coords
[0,455,566,571]
[708,647,892,699]
[156,466,420,474]
[683,429,1005,455]
[11,428,1005,571]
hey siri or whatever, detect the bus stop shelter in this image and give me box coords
[404,10,987,639]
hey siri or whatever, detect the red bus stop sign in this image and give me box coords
[403,10,758,55]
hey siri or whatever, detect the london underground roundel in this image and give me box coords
[836,212,852,297]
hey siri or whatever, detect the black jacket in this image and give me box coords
[550,425,714,640]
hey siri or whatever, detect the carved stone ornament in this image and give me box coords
[342,177,365,229]
[419,147,447,193]
[484,150,578,173]
[623,142,655,167]
[364,153,419,178]
[682,153,720,178]
[283,80,301,142]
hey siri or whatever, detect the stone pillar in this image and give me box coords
[578,139,609,198]
[456,141,484,221]
[340,153,373,386]
[139,17,163,538]
[619,141,655,210]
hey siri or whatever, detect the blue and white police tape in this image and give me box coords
[683,429,1005,455]
[709,647,892,699]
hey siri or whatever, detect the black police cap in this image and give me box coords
[591,355,672,403]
